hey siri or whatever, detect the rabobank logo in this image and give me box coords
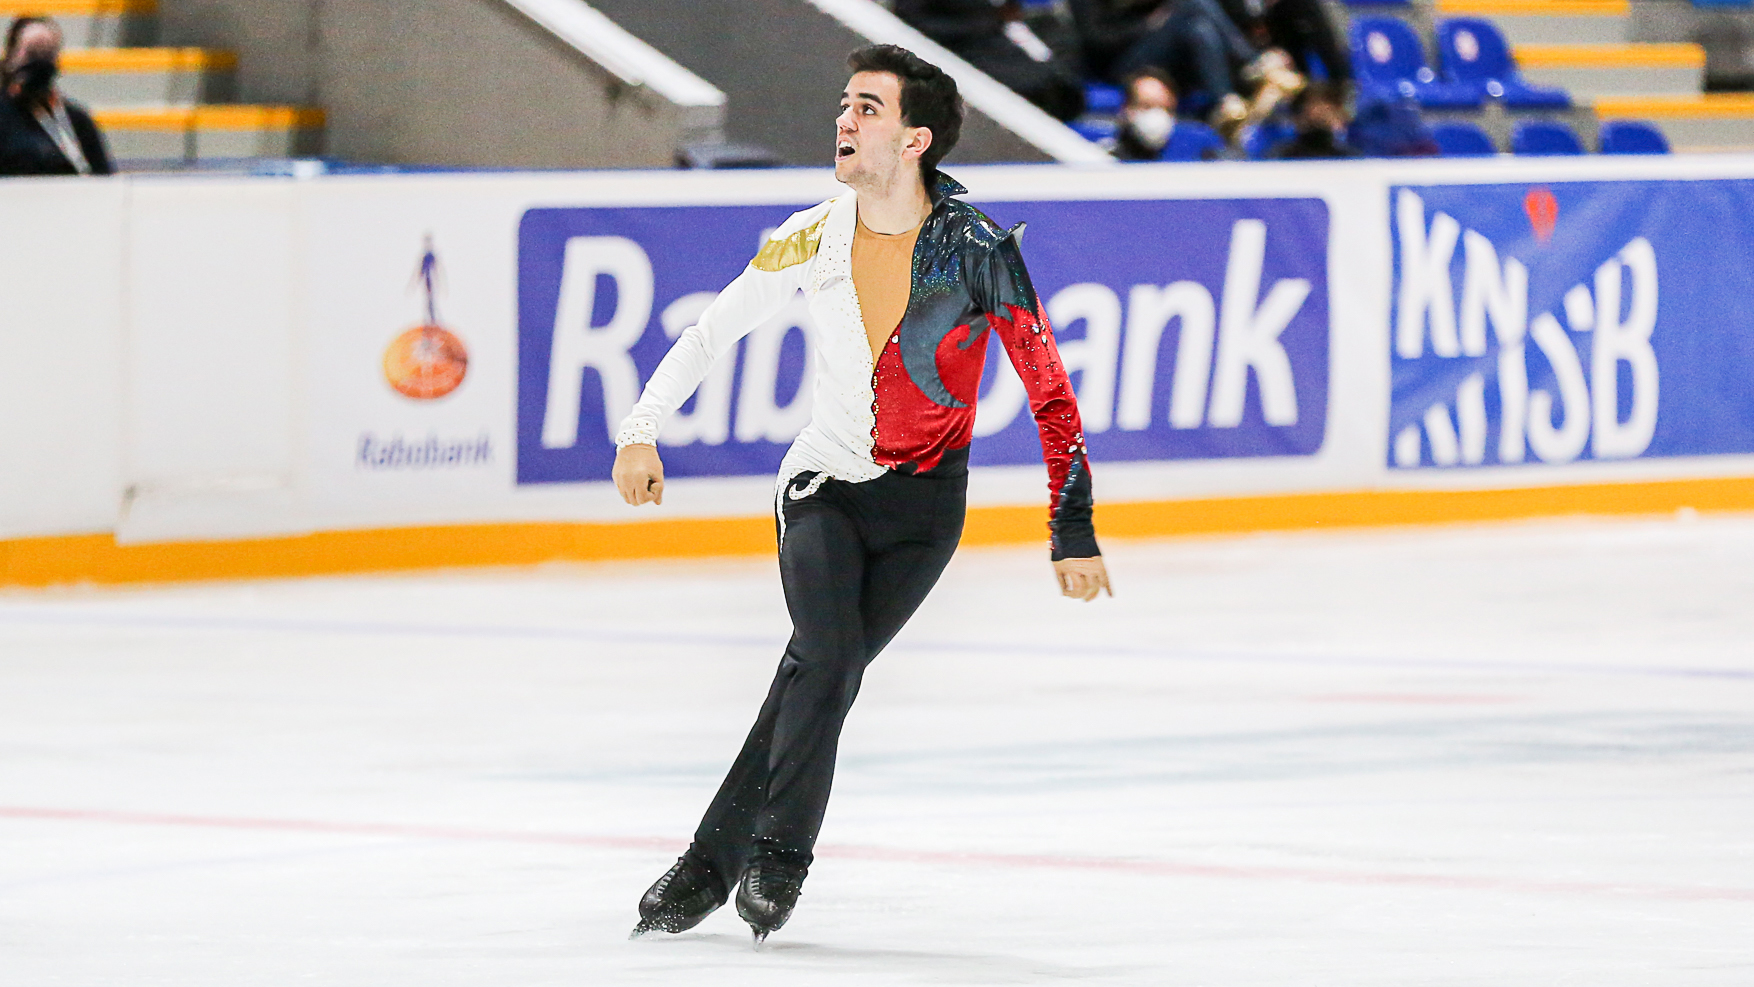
[516,198,1330,485]
[383,236,468,401]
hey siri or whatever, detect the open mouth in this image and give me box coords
[836,141,856,160]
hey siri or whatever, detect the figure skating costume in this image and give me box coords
[621,172,1099,941]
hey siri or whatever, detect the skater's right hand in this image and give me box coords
[613,443,665,506]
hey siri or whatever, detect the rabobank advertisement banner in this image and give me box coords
[516,197,1331,486]
[1390,179,1754,471]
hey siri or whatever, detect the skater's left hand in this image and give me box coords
[1054,557,1111,602]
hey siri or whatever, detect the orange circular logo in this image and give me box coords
[383,324,468,399]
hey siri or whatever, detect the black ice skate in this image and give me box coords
[630,852,726,938]
[735,859,807,945]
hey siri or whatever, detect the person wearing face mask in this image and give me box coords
[1113,68,1224,162]
[0,17,113,177]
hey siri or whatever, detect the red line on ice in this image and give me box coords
[3,805,1750,904]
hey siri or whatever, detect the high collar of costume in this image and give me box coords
[927,170,966,207]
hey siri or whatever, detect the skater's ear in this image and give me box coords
[900,124,932,166]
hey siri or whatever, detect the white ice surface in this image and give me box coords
[2,515,1752,985]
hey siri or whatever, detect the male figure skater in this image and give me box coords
[616,44,1111,943]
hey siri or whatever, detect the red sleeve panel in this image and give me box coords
[980,232,1099,560]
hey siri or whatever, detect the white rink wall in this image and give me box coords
[6,156,1754,545]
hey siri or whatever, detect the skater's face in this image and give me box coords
[835,71,931,190]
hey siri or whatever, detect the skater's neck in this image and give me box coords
[854,171,932,236]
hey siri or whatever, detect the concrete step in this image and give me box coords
[0,0,158,47]
[1517,42,1704,96]
[93,105,324,165]
[59,47,236,107]
[1592,93,1754,149]
[1436,0,1630,44]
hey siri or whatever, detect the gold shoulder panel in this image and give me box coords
[750,215,828,272]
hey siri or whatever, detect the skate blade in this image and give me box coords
[629,921,654,940]
[750,926,769,949]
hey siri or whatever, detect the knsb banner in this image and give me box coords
[1390,180,1754,470]
[517,197,1331,485]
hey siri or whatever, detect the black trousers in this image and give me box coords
[690,463,967,890]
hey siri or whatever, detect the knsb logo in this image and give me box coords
[383,236,469,400]
[1391,186,1658,468]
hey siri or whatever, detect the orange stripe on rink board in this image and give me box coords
[1515,44,1705,70]
[1593,94,1754,118]
[60,48,238,73]
[0,0,155,14]
[91,106,326,132]
[5,476,1754,589]
[0,516,780,588]
[190,105,326,130]
[1436,0,1628,15]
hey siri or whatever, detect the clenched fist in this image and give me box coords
[613,443,665,506]
[1053,556,1112,602]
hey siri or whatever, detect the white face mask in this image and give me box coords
[1128,107,1174,150]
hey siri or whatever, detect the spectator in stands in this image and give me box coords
[1266,82,1360,158]
[1112,67,1224,161]
[1097,0,1304,140]
[1217,0,1350,90]
[1065,0,1171,83]
[0,16,112,176]
[893,0,1085,121]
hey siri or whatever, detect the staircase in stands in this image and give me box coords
[1400,0,1754,150]
[6,0,323,167]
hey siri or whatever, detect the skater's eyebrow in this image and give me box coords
[841,90,885,107]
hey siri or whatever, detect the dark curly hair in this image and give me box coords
[847,44,963,179]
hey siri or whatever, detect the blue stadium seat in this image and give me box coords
[1159,120,1227,161]
[1599,119,1670,154]
[1083,82,1125,115]
[1692,0,1752,7]
[1348,93,1441,156]
[1511,120,1585,155]
[1350,17,1484,109]
[1436,19,1572,109]
[1244,118,1299,159]
[1431,121,1497,156]
[1070,117,1118,144]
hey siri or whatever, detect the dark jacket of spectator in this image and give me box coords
[1217,0,1351,86]
[0,93,112,175]
[1066,0,1168,81]
[894,0,1002,44]
[895,0,1086,121]
[1266,127,1360,158]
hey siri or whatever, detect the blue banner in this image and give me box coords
[517,197,1330,485]
[1390,180,1754,469]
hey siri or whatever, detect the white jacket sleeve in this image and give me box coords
[614,203,831,449]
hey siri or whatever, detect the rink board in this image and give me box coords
[7,157,1754,582]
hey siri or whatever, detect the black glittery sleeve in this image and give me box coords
[977,230,1100,561]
